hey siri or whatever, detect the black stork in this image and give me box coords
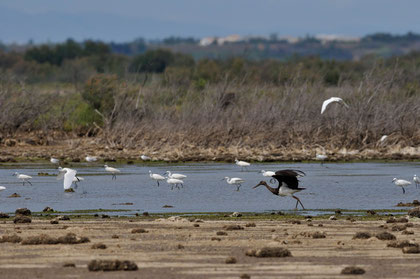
[253,169,306,210]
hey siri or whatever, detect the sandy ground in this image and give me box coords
[1,216,420,278]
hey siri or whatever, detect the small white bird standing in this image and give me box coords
[223,177,245,191]
[414,175,420,189]
[149,170,165,186]
[315,154,328,166]
[392,178,411,194]
[141,155,151,161]
[85,156,98,162]
[0,186,6,192]
[50,157,60,164]
[166,178,184,190]
[321,97,349,114]
[57,167,78,191]
[235,159,250,171]
[104,165,120,180]
[261,170,275,177]
[165,171,187,180]
[13,172,32,186]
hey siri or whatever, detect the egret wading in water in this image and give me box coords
[253,169,306,210]
[13,172,32,186]
[261,170,276,183]
[57,167,78,191]
[235,159,250,171]
[392,178,411,194]
[414,175,420,189]
[0,186,5,192]
[85,156,97,162]
[165,171,187,180]
[223,177,245,191]
[50,157,60,165]
[321,97,349,114]
[166,178,184,190]
[149,171,165,186]
[315,154,328,166]
[104,165,120,180]
[73,176,84,188]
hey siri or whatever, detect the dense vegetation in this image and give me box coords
[0,35,419,158]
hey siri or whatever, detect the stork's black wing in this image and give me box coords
[272,169,305,190]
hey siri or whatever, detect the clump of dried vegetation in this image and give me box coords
[0,58,419,160]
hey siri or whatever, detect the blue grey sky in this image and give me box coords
[1,0,419,43]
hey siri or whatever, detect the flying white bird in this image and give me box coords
[50,157,60,164]
[141,155,151,161]
[13,172,32,186]
[149,170,165,186]
[235,159,251,171]
[85,156,98,162]
[321,97,349,114]
[57,167,78,191]
[414,175,420,189]
[165,171,187,180]
[223,177,245,191]
[392,178,411,194]
[104,165,120,180]
[0,186,6,192]
[166,178,184,190]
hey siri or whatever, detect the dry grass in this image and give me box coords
[1,64,419,160]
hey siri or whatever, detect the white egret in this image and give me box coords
[166,178,184,190]
[104,165,120,180]
[165,171,187,180]
[149,170,165,186]
[85,156,98,162]
[50,157,60,164]
[0,186,6,192]
[261,170,276,183]
[321,97,349,114]
[380,135,388,143]
[261,170,275,177]
[315,154,328,166]
[141,155,151,161]
[73,176,84,188]
[414,175,420,189]
[57,167,78,191]
[223,177,245,191]
[392,178,411,194]
[235,159,250,171]
[13,172,32,186]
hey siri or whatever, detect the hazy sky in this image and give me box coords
[1,0,420,43]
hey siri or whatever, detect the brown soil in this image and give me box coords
[2,218,420,278]
[1,138,420,162]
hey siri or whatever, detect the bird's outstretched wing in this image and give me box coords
[63,169,77,190]
[321,97,349,114]
[57,168,65,180]
[272,169,305,190]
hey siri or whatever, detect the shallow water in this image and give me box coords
[0,161,419,214]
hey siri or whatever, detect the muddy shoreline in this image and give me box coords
[1,213,420,278]
[1,138,420,163]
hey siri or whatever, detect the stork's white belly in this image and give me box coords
[278,186,299,196]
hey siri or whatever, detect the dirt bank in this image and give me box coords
[1,137,420,162]
[1,216,420,278]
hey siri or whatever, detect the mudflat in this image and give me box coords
[1,216,420,278]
